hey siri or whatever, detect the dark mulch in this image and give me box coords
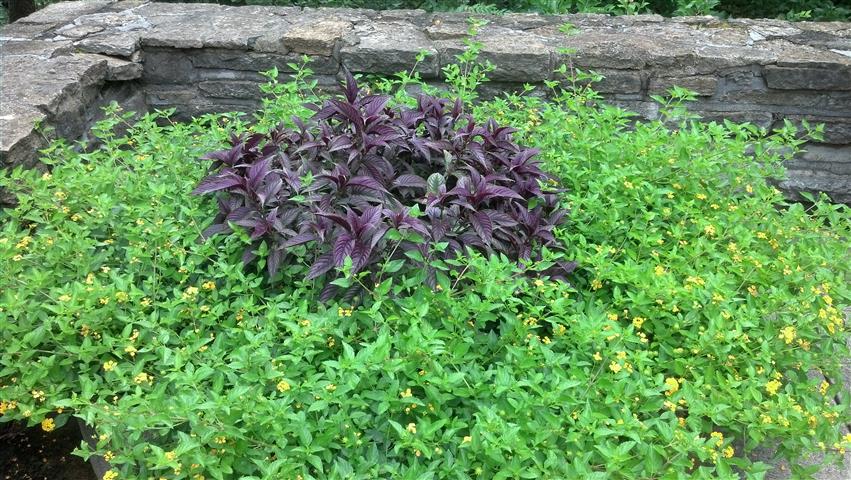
[0,419,96,480]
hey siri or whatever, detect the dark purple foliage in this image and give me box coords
[193,71,571,300]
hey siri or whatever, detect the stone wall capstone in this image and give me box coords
[2,1,851,201]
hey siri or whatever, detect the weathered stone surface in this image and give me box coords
[590,70,644,94]
[16,0,112,24]
[0,104,48,168]
[76,32,140,57]
[648,75,718,96]
[764,65,851,90]
[341,22,438,76]
[198,81,260,99]
[437,28,553,82]
[281,18,351,56]
[0,21,59,40]
[105,57,142,81]
[0,38,73,57]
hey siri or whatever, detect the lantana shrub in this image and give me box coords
[0,54,849,480]
[193,71,571,300]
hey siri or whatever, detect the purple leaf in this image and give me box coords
[393,174,427,189]
[192,171,244,195]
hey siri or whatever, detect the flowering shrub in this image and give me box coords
[0,53,849,479]
[193,70,570,300]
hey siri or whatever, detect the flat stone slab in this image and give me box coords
[1,0,851,203]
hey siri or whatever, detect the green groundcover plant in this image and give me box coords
[1,44,850,479]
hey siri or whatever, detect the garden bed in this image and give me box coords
[1,40,850,480]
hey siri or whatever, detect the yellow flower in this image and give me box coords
[202,281,216,291]
[654,265,665,276]
[593,352,602,361]
[819,380,829,395]
[590,279,603,290]
[124,345,137,357]
[723,446,734,458]
[41,418,55,432]
[276,380,291,393]
[623,180,634,189]
[462,436,472,443]
[703,225,716,236]
[765,379,782,395]
[616,351,627,360]
[114,292,129,303]
[745,184,753,194]
[778,326,796,345]
[695,193,707,200]
[140,297,152,307]
[664,377,679,396]
[103,470,119,480]
[710,431,724,447]
[182,286,199,300]
[165,450,177,461]
[632,317,645,329]
[747,285,758,297]
[133,372,152,384]
[406,423,417,434]
[400,388,412,398]
[103,360,117,372]
[104,451,115,462]
[607,313,618,321]
[534,279,544,287]
[58,294,72,302]
[326,384,337,392]
[609,362,623,374]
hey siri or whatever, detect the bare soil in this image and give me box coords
[0,419,96,480]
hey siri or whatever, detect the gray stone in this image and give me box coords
[341,23,438,77]
[198,81,260,99]
[437,28,553,82]
[141,5,291,50]
[16,0,111,24]
[695,110,775,129]
[54,23,106,39]
[281,18,352,56]
[0,103,48,169]
[0,38,73,57]
[105,57,143,81]
[764,66,851,90]
[0,21,59,40]
[649,75,719,96]
[141,49,196,84]
[586,70,643,94]
[75,32,140,57]
[190,49,338,75]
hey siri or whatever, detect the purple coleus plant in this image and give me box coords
[193,71,573,301]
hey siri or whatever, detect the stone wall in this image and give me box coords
[2,1,851,201]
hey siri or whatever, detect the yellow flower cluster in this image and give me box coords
[41,418,55,432]
[664,377,680,396]
[337,306,353,317]
[277,380,291,392]
[103,470,119,480]
[182,286,199,300]
[103,360,117,372]
[765,379,782,395]
[778,326,796,345]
